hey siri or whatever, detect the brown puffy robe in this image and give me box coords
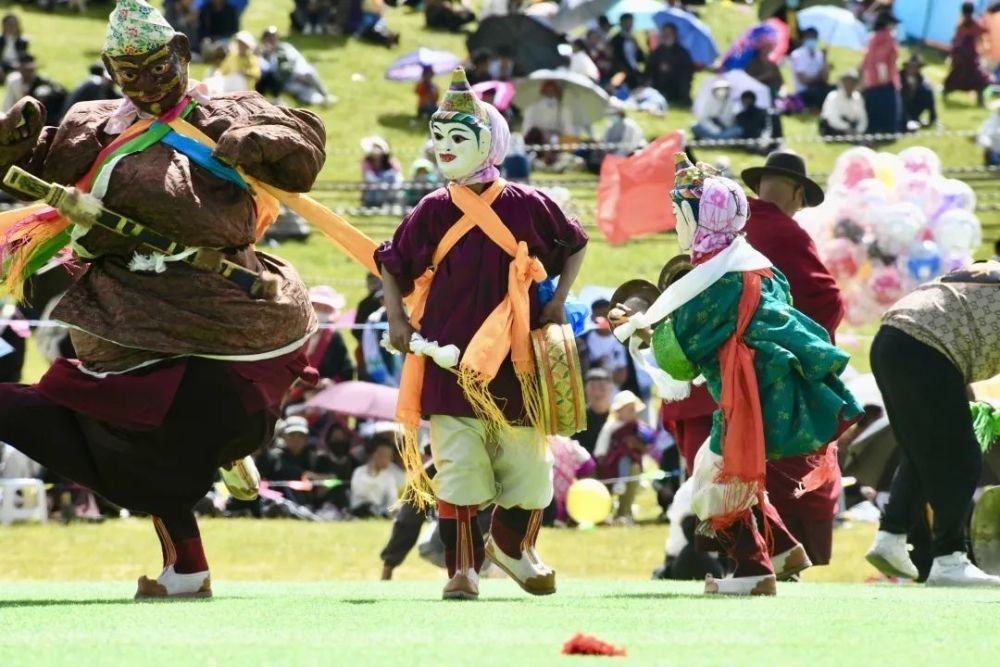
[5,91,321,372]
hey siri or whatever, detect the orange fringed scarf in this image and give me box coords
[710,269,770,534]
[393,180,547,509]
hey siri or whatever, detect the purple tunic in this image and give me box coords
[376,183,588,421]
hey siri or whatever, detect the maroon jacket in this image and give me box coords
[744,198,845,340]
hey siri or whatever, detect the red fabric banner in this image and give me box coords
[595,131,684,245]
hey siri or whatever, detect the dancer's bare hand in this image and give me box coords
[0,97,45,165]
[388,315,416,354]
[539,297,566,326]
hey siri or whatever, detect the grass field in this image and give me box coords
[3,579,1000,667]
[0,518,978,667]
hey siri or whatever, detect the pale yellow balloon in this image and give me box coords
[566,478,613,525]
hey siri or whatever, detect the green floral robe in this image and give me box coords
[651,269,862,460]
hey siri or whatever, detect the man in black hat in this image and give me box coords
[900,53,937,131]
[741,150,846,567]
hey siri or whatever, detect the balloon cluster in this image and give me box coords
[796,146,982,326]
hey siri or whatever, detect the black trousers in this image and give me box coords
[870,326,981,557]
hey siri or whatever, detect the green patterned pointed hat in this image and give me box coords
[432,67,490,131]
[103,0,176,57]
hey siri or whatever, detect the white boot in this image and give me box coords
[773,544,813,581]
[485,539,556,595]
[926,552,1000,587]
[865,530,919,580]
[704,573,776,596]
[135,565,212,599]
[442,568,480,600]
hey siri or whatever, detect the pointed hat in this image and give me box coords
[431,67,490,130]
[104,0,176,57]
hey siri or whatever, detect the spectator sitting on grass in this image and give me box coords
[257,26,336,107]
[425,0,476,34]
[789,27,832,111]
[350,436,406,518]
[820,69,867,139]
[405,158,440,207]
[212,31,261,93]
[646,23,694,107]
[900,53,936,131]
[0,13,30,83]
[360,136,403,207]
[488,45,516,82]
[735,90,769,150]
[351,0,400,48]
[593,390,655,524]
[260,416,341,509]
[291,0,333,35]
[2,55,67,125]
[198,0,240,57]
[164,0,200,50]
[691,79,739,141]
[572,367,614,456]
[415,64,439,119]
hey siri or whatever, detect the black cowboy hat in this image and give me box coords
[905,52,925,67]
[610,279,660,314]
[874,11,900,30]
[657,254,694,292]
[740,150,825,208]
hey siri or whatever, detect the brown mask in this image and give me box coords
[103,34,191,117]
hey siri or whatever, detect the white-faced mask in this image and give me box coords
[673,199,698,251]
[431,120,492,182]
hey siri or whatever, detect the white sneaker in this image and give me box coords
[926,552,1000,587]
[866,530,919,580]
[135,565,212,599]
[442,568,480,600]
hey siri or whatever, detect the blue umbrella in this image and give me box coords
[797,5,870,51]
[385,48,463,82]
[653,8,720,67]
[606,0,669,32]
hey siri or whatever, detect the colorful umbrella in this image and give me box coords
[514,68,611,125]
[652,8,720,67]
[720,18,790,72]
[385,48,463,82]
[306,381,399,422]
[797,5,870,51]
[606,0,669,32]
[472,81,516,112]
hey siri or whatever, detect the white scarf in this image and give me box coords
[614,236,771,401]
[104,79,211,136]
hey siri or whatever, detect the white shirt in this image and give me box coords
[350,463,405,513]
[584,330,628,372]
[789,46,826,93]
[694,93,736,134]
[1,71,28,112]
[569,51,600,81]
[522,96,576,137]
[821,86,868,133]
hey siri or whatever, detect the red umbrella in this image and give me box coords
[306,381,399,421]
[472,81,516,112]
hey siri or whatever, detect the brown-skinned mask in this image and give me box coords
[102,34,191,116]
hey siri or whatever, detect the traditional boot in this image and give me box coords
[136,514,212,599]
[486,507,556,595]
[439,502,483,600]
[761,503,812,581]
[704,510,777,596]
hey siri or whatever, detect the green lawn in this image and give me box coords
[1,578,998,667]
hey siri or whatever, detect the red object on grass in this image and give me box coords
[562,633,626,657]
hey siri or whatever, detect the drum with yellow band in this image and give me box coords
[531,323,586,436]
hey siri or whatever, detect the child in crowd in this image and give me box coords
[415,65,439,119]
[593,390,655,523]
